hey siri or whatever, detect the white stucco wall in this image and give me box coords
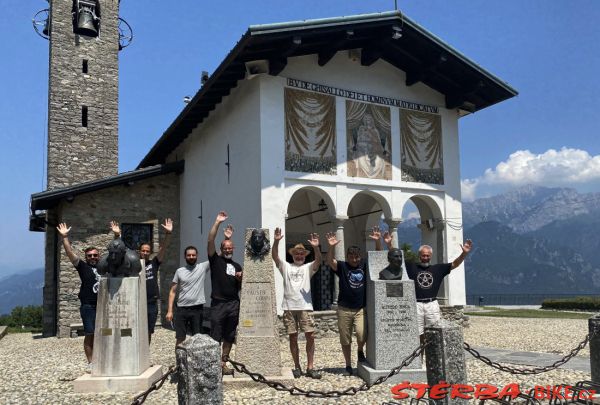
[176,78,262,304]
[172,50,467,309]
[259,52,466,306]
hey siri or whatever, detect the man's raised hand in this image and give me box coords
[223,224,234,240]
[162,218,173,234]
[274,227,284,241]
[216,211,228,223]
[325,232,340,247]
[57,223,71,238]
[307,233,320,247]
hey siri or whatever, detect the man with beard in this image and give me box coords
[325,227,387,377]
[56,222,102,371]
[271,228,322,379]
[405,240,473,345]
[166,245,209,347]
[111,219,173,343]
[207,211,242,376]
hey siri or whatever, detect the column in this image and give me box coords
[590,315,600,384]
[177,334,223,404]
[384,218,402,249]
[425,319,468,405]
[331,216,347,307]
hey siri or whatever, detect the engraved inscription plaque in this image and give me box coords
[386,283,403,297]
[239,283,274,337]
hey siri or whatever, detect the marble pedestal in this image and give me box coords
[73,269,162,392]
[357,251,426,384]
[231,229,292,383]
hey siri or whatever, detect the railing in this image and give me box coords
[466,293,598,306]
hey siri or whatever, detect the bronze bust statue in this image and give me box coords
[245,228,270,258]
[379,248,404,280]
[98,238,142,277]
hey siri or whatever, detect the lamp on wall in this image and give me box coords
[286,199,329,221]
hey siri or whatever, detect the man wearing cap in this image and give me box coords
[272,228,322,379]
[325,227,387,376]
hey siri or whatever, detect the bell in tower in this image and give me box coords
[74,0,100,37]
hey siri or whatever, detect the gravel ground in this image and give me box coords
[0,316,592,405]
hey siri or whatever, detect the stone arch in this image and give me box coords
[344,190,392,253]
[284,185,335,310]
[401,194,449,302]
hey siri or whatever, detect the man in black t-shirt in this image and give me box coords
[207,211,242,376]
[403,239,473,344]
[57,222,102,371]
[325,227,385,376]
[111,219,173,343]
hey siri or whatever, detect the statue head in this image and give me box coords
[387,248,403,270]
[246,228,270,258]
[107,239,127,268]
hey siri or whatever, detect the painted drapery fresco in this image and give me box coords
[400,110,444,184]
[284,88,336,174]
[346,100,391,179]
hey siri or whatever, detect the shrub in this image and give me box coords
[542,297,600,311]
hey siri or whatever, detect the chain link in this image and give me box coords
[130,365,178,405]
[464,331,591,375]
[225,339,429,398]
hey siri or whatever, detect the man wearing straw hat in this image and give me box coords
[272,227,322,379]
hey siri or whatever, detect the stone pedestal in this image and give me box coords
[589,315,600,384]
[232,229,292,382]
[74,267,163,392]
[425,320,468,405]
[177,334,223,405]
[357,251,426,384]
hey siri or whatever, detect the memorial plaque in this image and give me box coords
[358,251,425,385]
[234,228,287,378]
[238,283,275,337]
[92,273,150,377]
[386,283,403,297]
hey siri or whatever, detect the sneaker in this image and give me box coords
[222,365,234,376]
[305,369,322,379]
[342,365,353,376]
[357,351,366,362]
[292,368,303,378]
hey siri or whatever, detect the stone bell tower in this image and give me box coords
[46,0,120,189]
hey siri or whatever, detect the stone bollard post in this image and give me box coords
[424,319,468,405]
[589,315,600,384]
[176,334,223,405]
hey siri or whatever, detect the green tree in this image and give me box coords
[401,243,419,264]
[0,306,43,328]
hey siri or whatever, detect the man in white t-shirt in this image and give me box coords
[272,227,322,379]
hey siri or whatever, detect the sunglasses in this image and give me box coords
[86,253,99,258]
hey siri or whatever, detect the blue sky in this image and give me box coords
[1,0,599,276]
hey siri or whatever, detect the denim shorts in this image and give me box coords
[80,303,97,336]
[147,300,159,334]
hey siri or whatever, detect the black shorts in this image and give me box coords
[210,299,239,343]
[174,304,204,340]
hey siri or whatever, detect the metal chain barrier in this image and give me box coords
[225,339,429,398]
[464,331,592,375]
[130,364,178,405]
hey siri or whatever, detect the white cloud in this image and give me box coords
[462,147,600,201]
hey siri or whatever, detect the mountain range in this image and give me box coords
[2,185,599,313]
[0,268,43,315]
[401,185,600,295]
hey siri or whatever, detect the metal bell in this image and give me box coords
[42,19,50,36]
[76,8,97,37]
